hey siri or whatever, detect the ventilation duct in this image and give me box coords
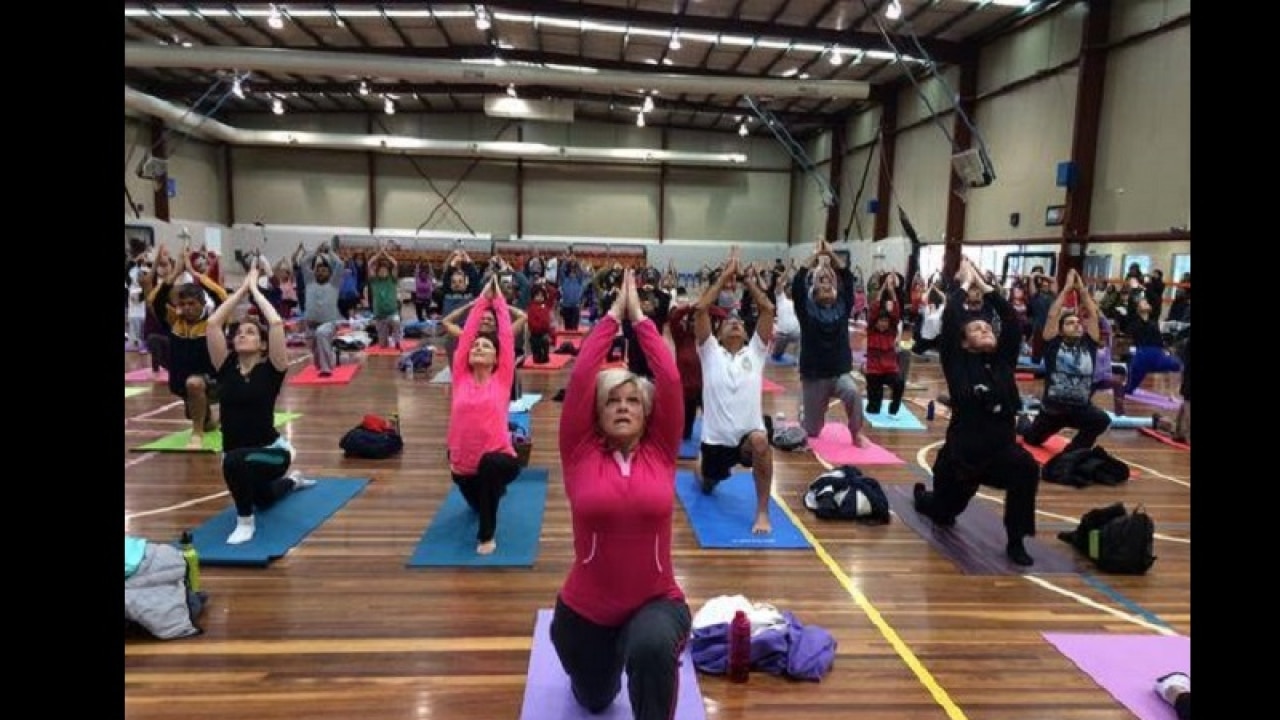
[124,86,748,167]
[124,43,872,101]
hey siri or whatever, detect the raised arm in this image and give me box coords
[560,283,628,465]
[205,267,255,371]
[491,291,515,393]
[744,265,776,344]
[624,271,683,459]
[453,276,498,379]
[441,298,477,339]
[695,252,736,345]
[247,271,290,371]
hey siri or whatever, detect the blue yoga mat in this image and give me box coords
[678,418,702,460]
[407,467,549,567]
[191,478,369,566]
[510,393,543,413]
[674,470,811,549]
[861,400,925,430]
[768,353,798,366]
[510,411,532,437]
[1106,411,1152,429]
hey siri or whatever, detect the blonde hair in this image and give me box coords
[594,368,655,423]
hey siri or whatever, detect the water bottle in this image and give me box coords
[404,361,414,380]
[390,413,401,434]
[180,530,201,593]
[728,610,751,683]
[926,400,936,421]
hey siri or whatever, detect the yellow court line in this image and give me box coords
[769,487,970,720]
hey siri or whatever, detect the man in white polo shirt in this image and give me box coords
[694,249,776,536]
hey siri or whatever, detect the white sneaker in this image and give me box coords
[289,471,317,490]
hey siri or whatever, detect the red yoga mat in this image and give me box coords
[363,339,421,357]
[519,353,575,371]
[761,377,785,393]
[288,363,361,386]
[1138,427,1190,451]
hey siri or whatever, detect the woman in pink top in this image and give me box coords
[447,274,521,555]
[552,270,690,720]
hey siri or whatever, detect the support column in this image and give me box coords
[872,94,898,242]
[824,119,846,244]
[516,124,525,239]
[222,144,235,226]
[150,118,170,222]
[658,127,669,243]
[1059,0,1112,283]
[943,50,979,280]
[366,114,377,232]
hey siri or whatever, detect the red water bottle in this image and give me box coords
[728,610,751,683]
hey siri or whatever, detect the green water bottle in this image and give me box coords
[180,531,201,592]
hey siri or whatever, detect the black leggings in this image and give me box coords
[550,596,691,720]
[1022,403,1112,453]
[1175,692,1190,720]
[561,306,581,331]
[682,388,702,441]
[865,372,905,415]
[924,440,1040,539]
[452,451,522,542]
[222,446,295,517]
[146,332,170,373]
[530,332,551,364]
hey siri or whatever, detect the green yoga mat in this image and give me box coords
[131,412,303,453]
[125,387,149,398]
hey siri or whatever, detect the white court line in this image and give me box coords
[914,441,1189,545]
[125,490,229,520]
[1021,575,1180,636]
[125,452,158,469]
[130,399,184,421]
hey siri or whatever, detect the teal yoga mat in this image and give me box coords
[407,467,549,567]
[191,478,369,566]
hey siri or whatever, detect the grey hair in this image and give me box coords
[594,368,655,421]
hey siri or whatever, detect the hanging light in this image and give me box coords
[232,76,244,99]
[475,7,491,30]
[829,47,844,65]
[886,1,903,21]
[359,80,369,95]
[506,83,517,98]
[384,96,395,115]
[642,95,654,113]
[669,31,682,50]
[268,4,285,29]
[272,97,284,114]
[636,112,645,127]
[738,123,748,137]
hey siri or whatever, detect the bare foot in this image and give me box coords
[187,434,205,450]
[853,432,870,448]
[751,514,773,535]
[476,540,497,555]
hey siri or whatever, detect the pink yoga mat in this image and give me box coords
[1042,633,1190,720]
[1126,388,1181,411]
[807,423,905,466]
[519,609,706,720]
[124,368,168,383]
[363,339,421,357]
[288,363,361,386]
[761,377,784,394]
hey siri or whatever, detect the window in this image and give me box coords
[1171,253,1191,285]
[1122,254,1151,278]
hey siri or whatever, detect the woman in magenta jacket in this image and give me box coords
[552,269,690,720]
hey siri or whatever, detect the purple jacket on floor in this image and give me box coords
[690,611,837,681]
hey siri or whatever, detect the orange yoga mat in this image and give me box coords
[519,353,575,371]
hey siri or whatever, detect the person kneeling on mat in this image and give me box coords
[205,262,314,546]
[913,256,1041,566]
[552,269,690,720]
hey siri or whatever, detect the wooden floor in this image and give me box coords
[124,325,1190,720]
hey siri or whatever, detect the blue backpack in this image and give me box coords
[397,345,434,372]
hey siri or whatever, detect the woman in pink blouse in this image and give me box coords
[446,274,521,555]
[552,269,690,720]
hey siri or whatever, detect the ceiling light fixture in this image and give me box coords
[232,76,244,98]
[642,95,654,113]
[738,123,748,137]
[384,96,395,114]
[506,83,517,98]
[829,47,843,65]
[886,1,903,21]
[475,7,491,31]
[669,31,681,50]
[636,112,645,127]
[359,79,369,95]
[272,97,284,114]
[268,4,284,29]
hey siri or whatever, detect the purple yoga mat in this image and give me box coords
[1043,633,1190,720]
[519,609,707,720]
[885,484,1081,575]
[1125,388,1182,411]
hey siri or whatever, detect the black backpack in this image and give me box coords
[1043,446,1130,488]
[1058,502,1156,574]
[339,421,404,459]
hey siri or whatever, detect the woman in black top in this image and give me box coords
[1121,278,1182,395]
[206,262,313,546]
[913,257,1041,566]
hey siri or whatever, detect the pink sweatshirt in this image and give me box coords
[558,315,686,626]
[447,294,516,475]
